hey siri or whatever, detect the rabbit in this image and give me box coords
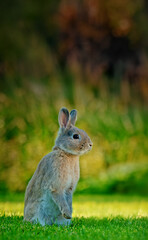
[24,107,93,226]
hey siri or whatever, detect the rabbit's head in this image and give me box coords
[55,108,93,155]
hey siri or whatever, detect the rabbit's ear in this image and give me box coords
[58,107,69,128]
[70,109,77,126]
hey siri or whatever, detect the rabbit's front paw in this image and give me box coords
[62,208,72,219]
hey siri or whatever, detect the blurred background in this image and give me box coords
[0,0,148,195]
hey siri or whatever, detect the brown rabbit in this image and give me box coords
[24,108,92,226]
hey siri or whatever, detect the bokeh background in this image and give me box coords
[0,0,148,195]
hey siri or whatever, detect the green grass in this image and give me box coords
[0,194,148,240]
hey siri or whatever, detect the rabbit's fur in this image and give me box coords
[24,108,92,226]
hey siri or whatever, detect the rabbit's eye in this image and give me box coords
[73,134,79,139]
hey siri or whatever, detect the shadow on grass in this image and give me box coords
[74,194,148,203]
[0,193,148,203]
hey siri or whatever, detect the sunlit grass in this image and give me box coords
[0,194,148,218]
[0,194,148,240]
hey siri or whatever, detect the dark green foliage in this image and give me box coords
[0,80,148,194]
[77,163,148,195]
[0,0,148,103]
[0,0,148,195]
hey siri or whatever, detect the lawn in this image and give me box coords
[0,194,148,240]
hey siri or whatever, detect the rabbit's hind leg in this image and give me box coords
[55,214,71,226]
[24,203,40,224]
